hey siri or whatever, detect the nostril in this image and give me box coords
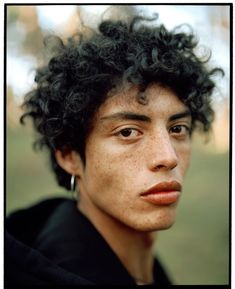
[153,160,178,171]
[156,165,165,169]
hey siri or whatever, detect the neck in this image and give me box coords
[78,200,156,284]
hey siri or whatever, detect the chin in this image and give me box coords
[137,220,176,232]
[125,215,177,232]
[154,220,176,231]
[128,209,178,232]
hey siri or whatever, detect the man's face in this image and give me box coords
[77,83,192,231]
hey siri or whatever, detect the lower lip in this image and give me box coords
[141,191,180,206]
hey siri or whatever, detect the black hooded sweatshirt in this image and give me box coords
[5,198,172,288]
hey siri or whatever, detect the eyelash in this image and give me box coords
[114,124,191,140]
[115,128,141,139]
[169,124,191,136]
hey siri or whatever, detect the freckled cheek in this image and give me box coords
[176,144,192,176]
[86,144,143,191]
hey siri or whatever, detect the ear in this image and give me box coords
[55,149,84,177]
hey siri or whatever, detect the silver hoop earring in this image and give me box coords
[70,175,76,192]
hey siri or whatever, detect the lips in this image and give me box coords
[140,181,182,206]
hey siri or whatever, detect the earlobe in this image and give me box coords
[55,150,84,176]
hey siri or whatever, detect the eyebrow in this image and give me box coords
[168,110,191,122]
[100,109,191,123]
[100,112,151,123]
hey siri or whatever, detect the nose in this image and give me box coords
[148,131,178,172]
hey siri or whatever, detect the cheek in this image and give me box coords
[176,142,192,176]
[84,140,145,198]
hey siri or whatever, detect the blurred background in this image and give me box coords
[6,5,230,285]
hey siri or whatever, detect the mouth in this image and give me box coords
[140,181,182,206]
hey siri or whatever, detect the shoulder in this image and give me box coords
[5,231,93,288]
[6,198,94,287]
[6,197,69,244]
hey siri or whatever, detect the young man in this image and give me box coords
[6,15,222,286]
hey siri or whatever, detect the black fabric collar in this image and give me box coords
[33,199,171,285]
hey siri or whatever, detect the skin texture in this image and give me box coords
[56,83,192,283]
[79,83,191,228]
[57,82,192,231]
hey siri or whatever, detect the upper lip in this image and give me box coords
[141,181,182,196]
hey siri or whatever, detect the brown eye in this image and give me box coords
[120,128,133,137]
[171,125,183,134]
[169,125,190,136]
[115,128,141,140]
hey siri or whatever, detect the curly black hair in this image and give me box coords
[20,16,223,190]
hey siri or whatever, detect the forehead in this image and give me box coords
[96,83,188,118]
